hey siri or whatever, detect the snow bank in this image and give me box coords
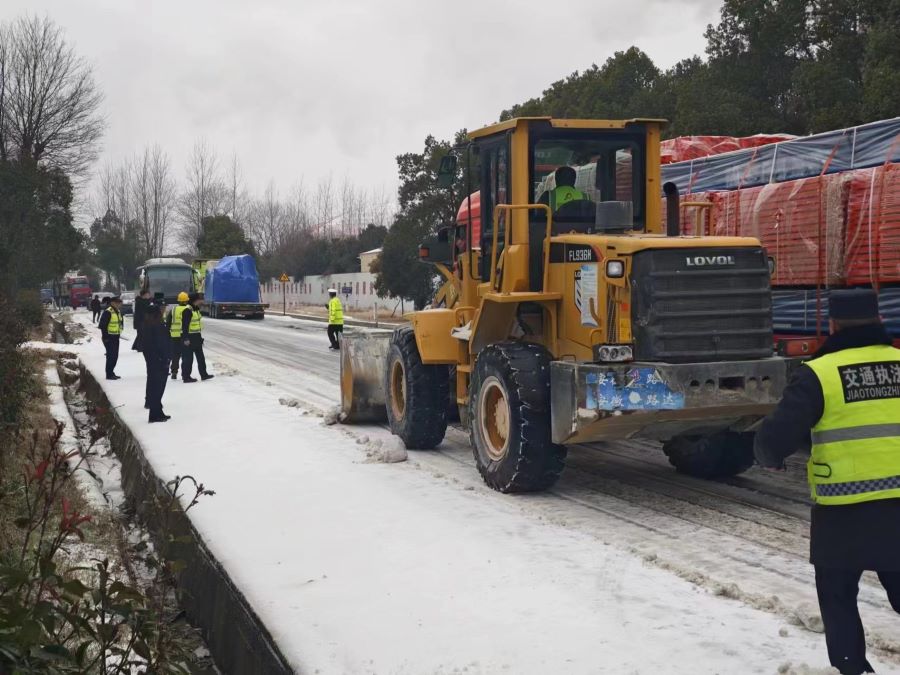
[62,309,898,675]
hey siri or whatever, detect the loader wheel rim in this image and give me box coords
[479,376,510,461]
[390,359,406,419]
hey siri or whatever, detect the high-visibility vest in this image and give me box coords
[106,308,122,335]
[188,306,202,334]
[170,304,188,338]
[328,297,344,325]
[806,343,900,505]
[549,185,586,211]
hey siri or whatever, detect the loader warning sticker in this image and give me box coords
[574,264,598,327]
[585,368,685,411]
[838,361,900,403]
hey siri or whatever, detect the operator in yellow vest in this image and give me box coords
[326,288,344,350]
[98,296,124,380]
[755,289,900,675]
[540,166,586,212]
[178,292,213,382]
[166,292,190,381]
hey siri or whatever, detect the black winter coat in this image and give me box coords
[133,297,150,330]
[755,323,900,570]
[141,323,172,365]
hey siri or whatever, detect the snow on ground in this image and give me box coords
[58,309,898,675]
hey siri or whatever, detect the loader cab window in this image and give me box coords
[479,138,510,280]
[530,131,645,232]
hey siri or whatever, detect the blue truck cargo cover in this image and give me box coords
[205,255,261,303]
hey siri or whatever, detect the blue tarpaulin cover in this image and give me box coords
[772,288,900,338]
[662,117,900,195]
[205,255,261,303]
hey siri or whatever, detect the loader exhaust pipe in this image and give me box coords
[663,181,680,237]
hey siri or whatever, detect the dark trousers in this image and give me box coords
[170,338,182,377]
[815,566,900,674]
[92,310,100,323]
[143,354,168,418]
[181,334,208,378]
[327,324,343,349]
[103,336,119,377]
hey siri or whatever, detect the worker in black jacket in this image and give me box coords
[132,288,151,352]
[141,302,172,422]
[98,296,124,380]
[180,293,214,383]
[755,289,900,675]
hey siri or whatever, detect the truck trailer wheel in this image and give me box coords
[385,327,448,449]
[469,342,567,493]
[662,431,755,479]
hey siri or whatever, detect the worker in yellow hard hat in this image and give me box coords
[166,291,190,380]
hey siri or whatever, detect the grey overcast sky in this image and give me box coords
[5,0,721,212]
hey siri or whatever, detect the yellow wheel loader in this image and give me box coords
[341,118,797,492]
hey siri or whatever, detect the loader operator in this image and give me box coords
[539,166,587,212]
[755,289,900,675]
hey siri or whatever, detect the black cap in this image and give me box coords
[110,295,122,303]
[829,289,879,321]
[188,292,200,303]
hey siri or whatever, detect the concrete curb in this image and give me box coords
[76,363,295,675]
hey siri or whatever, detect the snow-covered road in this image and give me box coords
[61,309,900,674]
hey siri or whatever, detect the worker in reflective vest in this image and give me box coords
[98,296,124,380]
[166,292,190,380]
[544,166,586,212]
[327,288,344,350]
[179,292,213,383]
[755,289,900,675]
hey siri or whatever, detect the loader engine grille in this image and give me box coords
[630,247,773,362]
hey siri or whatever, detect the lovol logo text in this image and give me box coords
[685,255,736,267]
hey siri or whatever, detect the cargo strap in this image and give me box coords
[811,423,900,445]
[816,474,900,498]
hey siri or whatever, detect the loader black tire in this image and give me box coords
[469,342,567,493]
[385,327,448,449]
[663,431,755,479]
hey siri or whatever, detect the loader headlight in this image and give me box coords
[595,344,633,363]
[767,256,776,276]
[606,260,625,278]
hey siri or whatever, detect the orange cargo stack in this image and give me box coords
[710,174,848,286]
[846,164,900,285]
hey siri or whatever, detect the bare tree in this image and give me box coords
[0,15,104,176]
[247,180,286,255]
[225,151,249,223]
[177,138,226,250]
[132,144,176,257]
[95,159,134,235]
[283,180,310,234]
[313,174,335,237]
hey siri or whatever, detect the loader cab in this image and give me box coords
[470,117,663,289]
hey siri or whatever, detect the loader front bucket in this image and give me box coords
[340,330,392,423]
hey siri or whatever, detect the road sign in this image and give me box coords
[341,285,352,295]
[279,273,289,315]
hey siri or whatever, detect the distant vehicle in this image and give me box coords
[196,255,268,319]
[120,291,136,315]
[137,258,195,305]
[40,288,53,305]
[64,276,92,308]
